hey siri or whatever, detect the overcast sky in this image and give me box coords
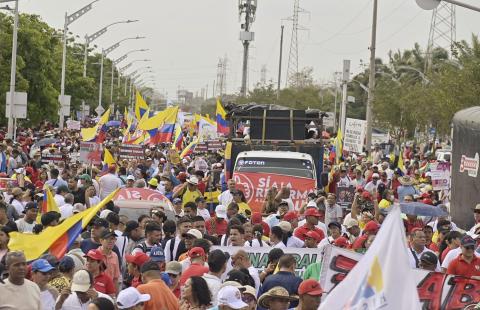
[20,0,480,101]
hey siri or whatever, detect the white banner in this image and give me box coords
[198,119,218,142]
[343,118,367,153]
[211,246,321,278]
[430,162,451,191]
[66,120,81,130]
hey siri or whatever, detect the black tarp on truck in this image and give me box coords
[451,106,480,229]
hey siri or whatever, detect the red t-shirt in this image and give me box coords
[206,217,227,236]
[294,224,325,241]
[447,255,480,278]
[351,235,368,250]
[179,263,209,288]
[93,272,116,294]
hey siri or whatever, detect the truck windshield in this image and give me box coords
[234,157,314,179]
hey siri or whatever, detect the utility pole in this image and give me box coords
[365,0,378,155]
[7,0,18,139]
[340,60,350,136]
[239,0,257,97]
[277,25,284,100]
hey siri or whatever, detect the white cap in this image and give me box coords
[187,175,199,185]
[306,201,317,208]
[215,204,227,219]
[217,286,248,309]
[116,287,151,309]
[126,175,135,181]
[99,209,113,219]
[71,270,91,292]
[372,173,380,178]
[183,228,203,239]
[277,221,292,232]
[73,203,86,214]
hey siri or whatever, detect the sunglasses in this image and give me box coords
[464,245,475,250]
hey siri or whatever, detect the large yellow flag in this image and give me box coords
[81,125,99,142]
[135,91,149,121]
[99,108,111,126]
[103,148,116,166]
[335,128,343,164]
[37,188,60,223]
[9,190,119,261]
[138,106,179,131]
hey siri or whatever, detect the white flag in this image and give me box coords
[320,206,421,310]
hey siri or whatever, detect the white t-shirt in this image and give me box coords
[197,208,211,221]
[407,247,441,271]
[248,265,261,293]
[286,236,304,248]
[98,173,123,199]
[40,288,56,310]
[54,194,65,207]
[15,218,36,233]
[218,190,233,207]
[58,291,112,310]
[11,199,24,214]
[337,176,352,188]
[59,204,74,220]
[324,204,343,226]
[202,273,222,306]
[0,279,41,310]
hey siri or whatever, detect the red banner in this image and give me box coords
[113,188,173,211]
[232,171,316,212]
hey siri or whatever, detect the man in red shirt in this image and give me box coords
[351,221,380,252]
[206,205,228,237]
[84,249,116,296]
[447,235,480,279]
[125,252,151,288]
[179,247,209,288]
[294,208,325,241]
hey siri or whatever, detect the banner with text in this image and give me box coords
[79,142,103,166]
[430,162,451,191]
[319,245,480,309]
[343,118,366,153]
[232,171,316,212]
[212,246,321,278]
[119,144,145,161]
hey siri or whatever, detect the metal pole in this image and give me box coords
[240,0,253,97]
[98,50,104,109]
[124,77,128,96]
[365,0,378,154]
[110,61,115,110]
[59,12,68,130]
[340,60,350,136]
[443,0,480,12]
[7,0,18,139]
[333,87,338,132]
[277,25,284,101]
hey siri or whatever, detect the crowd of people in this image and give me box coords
[0,125,478,310]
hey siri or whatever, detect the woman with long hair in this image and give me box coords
[180,276,212,310]
[233,190,251,217]
[262,188,278,215]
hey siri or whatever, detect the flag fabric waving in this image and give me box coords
[216,99,229,135]
[9,190,119,261]
[36,188,60,223]
[180,138,198,159]
[320,206,421,310]
[145,107,179,144]
[172,125,184,150]
[135,91,149,121]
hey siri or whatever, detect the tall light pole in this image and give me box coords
[365,0,378,155]
[122,63,151,96]
[97,36,145,116]
[239,0,257,97]
[60,0,99,129]
[416,0,480,12]
[5,0,18,139]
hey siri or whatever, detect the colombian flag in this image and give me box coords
[101,148,117,174]
[36,188,60,223]
[135,91,149,121]
[216,99,229,135]
[172,125,184,150]
[224,141,232,180]
[96,108,111,144]
[9,190,119,261]
[140,107,179,145]
[180,138,198,159]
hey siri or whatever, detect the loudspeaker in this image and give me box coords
[250,110,305,140]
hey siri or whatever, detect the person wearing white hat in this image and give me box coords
[116,287,151,309]
[216,285,248,310]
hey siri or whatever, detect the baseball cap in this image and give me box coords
[173,198,182,205]
[116,287,151,310]
[58,256,75,271]
[100,229,117,240]
[84,249,104,261]
[363,221,380,234]
[150,246,165,262]
[283,211,298,222]
[73,203,86,214]
[182,228,202,239]
[140,261,160,274]
[217,286,248,309]
[123,220,140,236]
[304,208,321,218]
[215,204,227,219]
[71,270,92,292]
[79,174,92,182]
[475,204,480,213]
[99,209,113,219]
[31,259,55,273]
[126,175,135,181]
[461,235,476,247]
[334,236,349,248]
[188,247,205,259]
[372,173,380,178]
[298,279,323,296]
[126,252,150,267]
[306,201,317,208]
[344,218,359,229]
[420,251,438,266]
[165,261,182,275]
[187,176,199,185]
[23,202,38,213]
[148,178,158,187]
[240,285,256,299]
[328,221,342,230]
[93,218,109,228]
[277,221,292,232]
[305,231,322,242]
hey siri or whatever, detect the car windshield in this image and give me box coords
[234,157,314,179]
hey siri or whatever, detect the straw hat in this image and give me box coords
[398,176,415,186]
[258,286,298,308]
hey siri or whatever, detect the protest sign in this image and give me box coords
[343,118,367,153]
[335,186,355,208]
[66,120,81,130]
[41,152,65,165]
[232,171,315,212]
[198,118,218,142]
[212,246,320,278]
[430,162,451,190]
[79,142,103,165]
[320,244,480,309]
[194,140,224,153]
[119,144,144,161]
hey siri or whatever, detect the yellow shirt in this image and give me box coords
[182,188,202,206]
[237,202,251,216]
[379,199,391,209]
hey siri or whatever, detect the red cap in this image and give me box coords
[304,231,322,242]
[283,211,298,222]
[298,279,323,296]
[422,198,433,205]
[361,191,372,201]
[363,220,380,234]
[25,167,34,175]
[251,212,262,224]
[334,236,349,248]
[84,249,104,261]
[421,193,430,199]
[126,252,150,267]
[304,208,321,218]
[177,172,187,182]
[188,247,205,258]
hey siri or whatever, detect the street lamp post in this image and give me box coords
[5,0,18,139]
[97,36,145,115]
[59,0,99,130]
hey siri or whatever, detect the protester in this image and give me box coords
[296,279,323,310]
[137,261,179,310]
[116,287,151,310]
[258,286,298,310]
